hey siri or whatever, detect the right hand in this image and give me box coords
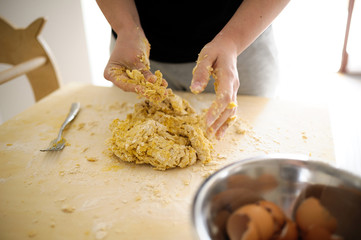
[191,36,240,140]
[103,27,167,94]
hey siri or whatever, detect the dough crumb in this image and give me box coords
[302,131,308,140]
[61,205,75,213]
[81,147,89,153]
[93,222,109,240]
[77,123,85,130]
[28,231,37,238]
[86,156,98,162]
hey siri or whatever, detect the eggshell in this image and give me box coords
[227,174,278,193]
[226,212,260,240]
[296,197,337,233]
[275,218,298,240]
[256,174,278,192]
[330,234,344,240]
[227,174,259,190]
[258,200,286,232]
[235,204,275,240]
[303,226,332,240]
[212,210,231,240]
[211,188,263,213]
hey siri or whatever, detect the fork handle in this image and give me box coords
[56,102,81,141]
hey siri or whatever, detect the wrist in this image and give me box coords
[112,16,142,35]
[212,33,240,58]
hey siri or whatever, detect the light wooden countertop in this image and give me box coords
[0,83,335,240]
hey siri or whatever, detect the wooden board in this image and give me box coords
[0,83,334,240]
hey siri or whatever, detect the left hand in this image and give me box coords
[190,35,240,139]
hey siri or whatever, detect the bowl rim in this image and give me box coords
[191,153,361,240]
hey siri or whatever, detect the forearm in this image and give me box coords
[219,0,290,55]
[96,0,141,33]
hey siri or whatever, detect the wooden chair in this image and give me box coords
[0,17,60,101]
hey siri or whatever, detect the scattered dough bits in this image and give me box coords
[110,67,168,103]
[61,205,75,213]
[86,156,98,162]
[227,101,238,109]
[109,91,213,170]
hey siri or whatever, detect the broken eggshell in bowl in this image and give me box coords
[191,154,361,240]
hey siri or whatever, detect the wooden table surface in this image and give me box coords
[0,83,335,240]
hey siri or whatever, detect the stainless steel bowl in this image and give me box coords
[192,154,361,240]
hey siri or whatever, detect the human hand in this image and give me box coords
[103,27,167,95]
[190,37,240,139]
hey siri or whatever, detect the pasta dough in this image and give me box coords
[110,67,168,103]
[109,68,212,170]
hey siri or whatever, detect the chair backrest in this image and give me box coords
[0,17,60,101]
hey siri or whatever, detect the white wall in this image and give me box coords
[272,0,349,102]
[80,0,112,87]
[0,0,92,123]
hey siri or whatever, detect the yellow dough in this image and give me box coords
[109,68,213,170]
[111,67,168,103]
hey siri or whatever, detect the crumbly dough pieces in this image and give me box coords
[109,91,212,170]
[110,67,168,103]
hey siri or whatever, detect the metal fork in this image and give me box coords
[40,102,80,152]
